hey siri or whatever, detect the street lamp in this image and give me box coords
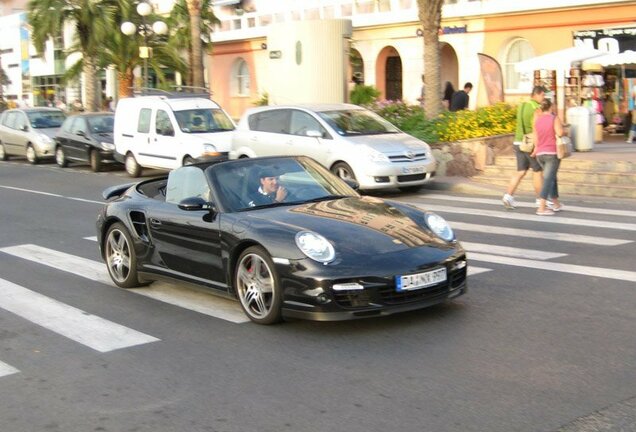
[121,2,168,91]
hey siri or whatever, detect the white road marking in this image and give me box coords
[0,244,248,323]
[417,194,636,218]
[412,203,636,232]
[0,184,103,205]
[84,236,98,242]
[450,222,631,246]
[0,277,159,352]
[469,253,636,282]
[461,242,567,260]
[468,266,491,276]
[0,360,20,378]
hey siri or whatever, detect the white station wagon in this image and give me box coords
[230,104,437,191]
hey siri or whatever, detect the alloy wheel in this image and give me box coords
[105,228,132,284]
[236,252,277,322]
[55,147,67,167]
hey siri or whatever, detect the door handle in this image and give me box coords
[149,218,162,227]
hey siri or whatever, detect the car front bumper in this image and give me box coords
[275,248,467,321]
[353,159,437,190]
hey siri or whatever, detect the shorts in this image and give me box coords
[513,144,542,172]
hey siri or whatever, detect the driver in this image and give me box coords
[249,167,288,206]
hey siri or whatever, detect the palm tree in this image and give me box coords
[185,0,205,89]
[168,0,217,89]
[417,0,444,119]
[28,0,120,112]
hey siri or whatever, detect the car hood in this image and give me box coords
[94,132,114,143]
[183,130,233,151]
[37,128,60,139]
[345,133,429,153]
[242,196,451,256]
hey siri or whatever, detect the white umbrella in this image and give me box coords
[515,46,605,73]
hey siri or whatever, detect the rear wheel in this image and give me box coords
[125,153,141,177]
[331,162,356,181]
[0,143,7,161]
[55,146,68,167]
[90,149,102,172]
[26,144,39,164]
[234,246,283,324]
[104,223,140,288]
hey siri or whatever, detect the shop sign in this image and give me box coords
[573,26,636,54]
[269,50,282,59]
[440,25,467,35]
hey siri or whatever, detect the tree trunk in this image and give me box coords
[186,0,205,89]
[118,69,134,99]
[83,58,98,112]
[417,0,444,119]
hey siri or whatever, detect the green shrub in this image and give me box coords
[350,84,380,105]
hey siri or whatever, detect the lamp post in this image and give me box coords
[121,2,168,91]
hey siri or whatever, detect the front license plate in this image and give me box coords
[401,165,426,175]
[396,267,447,291]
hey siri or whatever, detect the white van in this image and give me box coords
[114,95,235,177]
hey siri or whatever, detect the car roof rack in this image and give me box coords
[133,86,212,99]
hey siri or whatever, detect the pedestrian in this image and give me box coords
[532,98,564,216]
[449,82,472,112]
[442,81,455,110]
[626,108,636,143]
[502,85,546,210]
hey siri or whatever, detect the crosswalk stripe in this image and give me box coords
[418,194,636,218]
[84,236,98,242]
[469,253,636,282]
[450,222,631,246]
[468,266,491,276]
[0,184,103,205]
[461,242,566,260]
[412,203,636,232]
[0,244,248,323]
[0,360,20,378]
[0,244,112,285]
[0,277,159,352]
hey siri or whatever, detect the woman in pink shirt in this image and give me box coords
[531,99,564,215]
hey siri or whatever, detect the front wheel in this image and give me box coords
[125,153,141,177]
[90,149,102,172]
[104,222,140,288]
[331,162,356,181]
[234,246,283,324]
[55,146,68,167]
[26,144,39,165]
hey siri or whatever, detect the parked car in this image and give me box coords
[114,95,236,177]
[230,104,437,192]
[0,108,66,164]
[97,155,467,324]
[54,112,119,172]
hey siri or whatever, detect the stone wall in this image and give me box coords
[431,133,514,176]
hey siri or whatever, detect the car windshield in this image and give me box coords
[87,115,114,134]
[208,157,358,212]
[27,111,66,129]
[174,108,235,133]
[317,109,400,136]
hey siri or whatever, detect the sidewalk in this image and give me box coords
[424,133,636,200]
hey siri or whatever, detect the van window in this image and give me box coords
[173,108,234,133]
[156,110,175,136]
[137,108,151,133]
[249,110,290,134]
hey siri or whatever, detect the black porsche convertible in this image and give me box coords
[97,156,467,324]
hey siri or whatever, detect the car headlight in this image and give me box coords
[101,141,115,151]
[295,231,335,263]
[37,133,53,146]
[425,212,454,242]
[362,146,390,163]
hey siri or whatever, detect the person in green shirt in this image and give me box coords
[502,85,546,209]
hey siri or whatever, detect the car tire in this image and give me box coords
[90,149,102,172]
[104,222,141,288]
[331,161,356,181]
[234,246,283,325]
[55,146,68,168]
[0,143,7,161]
[183,155,195,166]
[26,144,39,165]
[125,153,141,177]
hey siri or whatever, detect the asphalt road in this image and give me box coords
[0,160,635,432]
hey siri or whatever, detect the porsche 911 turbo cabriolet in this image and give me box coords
[97,155,467,324]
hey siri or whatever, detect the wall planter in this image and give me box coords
[430,133,514,176]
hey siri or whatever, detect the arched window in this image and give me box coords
[504,39,534,92]
[233,58,250,96]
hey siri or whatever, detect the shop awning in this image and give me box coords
[582,50,636,67]
[514,46,605,73]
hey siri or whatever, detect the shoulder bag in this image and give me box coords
[519,102,535,153]
[556,135,573,159]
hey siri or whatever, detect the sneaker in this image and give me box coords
[536,209,555,216]
[551,204,563,212]
[502,194,516,209]
[536,199,554,208]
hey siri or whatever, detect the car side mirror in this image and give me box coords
[343,178,359,190]
[178,196,217,214]
[76,130,86,137]
[306,130,322,138]
[20,125,29,131]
